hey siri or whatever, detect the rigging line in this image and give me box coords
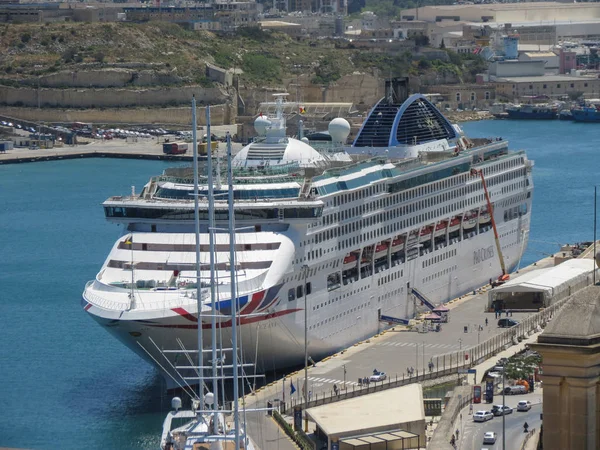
[148,336,199,399]
[176,337,206,395]
[136,341,198,400]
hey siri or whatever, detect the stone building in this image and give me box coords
[531,285,600,450]
[494,75,600,101]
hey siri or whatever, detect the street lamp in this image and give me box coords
[302,264,309,432]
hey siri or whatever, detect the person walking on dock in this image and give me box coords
[485,317,488,326]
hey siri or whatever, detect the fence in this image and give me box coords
[284,293,571,416]
[520,427,537,450]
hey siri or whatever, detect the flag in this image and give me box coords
[299,106,306,114]
[290,381,296,395]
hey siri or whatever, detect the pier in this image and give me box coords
[0,139,242,165]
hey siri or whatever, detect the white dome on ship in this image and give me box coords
[328,118,351,144]
[254,116,271,136]
[234,137,327,168]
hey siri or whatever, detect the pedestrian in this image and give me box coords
[333,384,338,395]
[485,317,488,326]
[456,428,460,439]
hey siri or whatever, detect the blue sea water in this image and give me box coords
[0,120,598,449]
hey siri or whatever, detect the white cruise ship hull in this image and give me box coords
[85,212,529,390]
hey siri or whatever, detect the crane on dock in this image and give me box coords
[470,168,510,284]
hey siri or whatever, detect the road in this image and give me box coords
[459,391,542,450]
[295,290,543,400]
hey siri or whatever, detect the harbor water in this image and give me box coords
[0,119,599,449]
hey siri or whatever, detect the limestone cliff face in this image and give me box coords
[19,68,186,89]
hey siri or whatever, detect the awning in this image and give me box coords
[424,312,441,320]
[433,305,449,312]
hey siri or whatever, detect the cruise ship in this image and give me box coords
[82,80,533,389]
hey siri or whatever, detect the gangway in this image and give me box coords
[379,314,410,325]
[410,288,436,311]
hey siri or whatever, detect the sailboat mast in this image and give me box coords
[227,132,241,449]
[206,106,220,430]
[192,96,204,408]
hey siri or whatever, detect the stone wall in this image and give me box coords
[20,68,185,88]
[0,85,230,109]
[0,104,235,126]
[240,73,385,113]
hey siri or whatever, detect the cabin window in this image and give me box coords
[288,288,295,301]
[297,285,304,298]
[306,282,312,295]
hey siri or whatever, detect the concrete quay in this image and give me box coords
[0,138,243,165]
[242,255,559,450]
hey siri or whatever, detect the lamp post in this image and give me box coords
[302,264,309,432]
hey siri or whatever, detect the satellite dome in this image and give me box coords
[171,397,182,411]
[301,137,309,144]
[254,116,271,136]
[328,118,351,144]
[205,392,215,406]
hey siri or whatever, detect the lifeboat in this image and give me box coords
[343,254,358,270]
[479,208,491,224]
[449,217,461,233]
[419,225,433,241]
[391,237,405,253]
[374,242,389,260]
[463,213,477,230]
[434,221,448,238]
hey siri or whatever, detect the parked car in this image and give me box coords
[473,410,494,422]
[491,405,513,416]
[483,432,497,444]
[517,400,532,411]
[498,318,519,328]
[504,385,527,395]
[369,371,386,382]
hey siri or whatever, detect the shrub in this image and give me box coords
[20,32,31,43]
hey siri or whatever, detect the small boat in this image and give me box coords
[449,217,461,233]
[434,221,448,238]
[558,110,574,121]
[419,225,433,241]
[571,104,600,123]
[463,213,477,230]
[391,237,405,253]
[479,208,491,225]
[506,104,558,120]
[343,253,358,269]
[374,242,389,260]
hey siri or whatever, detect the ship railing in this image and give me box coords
[282,289,576,416]
[84,282,210,312]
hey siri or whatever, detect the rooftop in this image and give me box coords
[538,285,600,345]
[305,383,424,438]
[495,75,599,83]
